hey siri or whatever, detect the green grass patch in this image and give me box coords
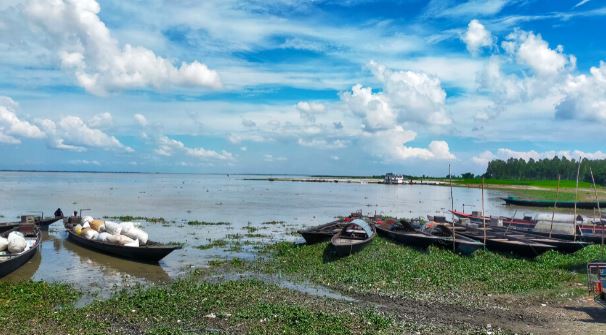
[187,220,231,226]
[242,225,259,233]
[0,278,409,334]
[254,237,606,297]
[454,178,595,189]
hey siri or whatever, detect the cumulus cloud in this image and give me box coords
[556,61,606,122]
[39,116,133,152]
[24,0,221,95]
[133,114,148,127]
[0,96,45,144]
[241,119,256,128]
[463,19,492,55]
[472,148,606,167]
[228,133,268,144]
[296,101,325,123]
[363,127,455,161]
[502,30,574,77]
[155,136,234,161]
[88,112,112,128]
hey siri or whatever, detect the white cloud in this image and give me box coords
[556,61,606,122]
[241,119,256,128]
[502,30,574,77]
[155,136,234,161]
[228,133,269,144]
[69,159,100,165]
[263,154,287,162]
[133,113,148,127]
[296,101,325,123]
[363,127,455,161]
[463,19,492,55]
[39,116,133,152]
[472,150,496,166]
[88,112,112,128]
[429,0,509,18]
[0,96,45,144]
[342,61,450,131]
[297,138,347,149]
[24,0,221,95]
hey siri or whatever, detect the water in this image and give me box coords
[0,171,536,293]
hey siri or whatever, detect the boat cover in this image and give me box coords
[350,219,373,237]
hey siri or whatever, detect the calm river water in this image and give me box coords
[0,171,534,294]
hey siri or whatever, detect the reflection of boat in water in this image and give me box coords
[62,237,172,282]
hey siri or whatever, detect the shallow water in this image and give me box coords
[0,171,551,293]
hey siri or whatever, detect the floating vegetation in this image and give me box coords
[262,220,285,225]
[242,225,259,233]
[187,220,231,226]
[195,239,228,250]
[245,233,269,239]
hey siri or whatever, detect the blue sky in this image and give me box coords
[1,0,606,176]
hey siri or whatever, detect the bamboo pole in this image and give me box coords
[482,177,486,248]
[549,175,561,238]
[573,159,581,242]
[449,164,456,252]
[589,167,604,248]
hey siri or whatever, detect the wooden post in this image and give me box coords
[573,158,581,242]
[449,164,456,252]
[549,175,560,238]
[589,167,604,248]
[482,177,486,248]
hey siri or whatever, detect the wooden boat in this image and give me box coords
[330,219,375,256]
[298,220,349,244]
[0,225,41,278]
[502,196,606,210]
[0,215,62,233]
[456,225,555,257]
[487,226,588,253]
[376,219,483,255]
[450,210,537,230]
[503,225,606,244]
[65,229,181,263]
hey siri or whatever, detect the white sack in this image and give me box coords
[104,221,122,235]
[122,227,148,245]
[82,222,90,229]
[124,238,139,247]
[82,216,94,224]
[7,232,26,253]
[97,232,111,242]
[120,222,135,234]
[0,236,8,251]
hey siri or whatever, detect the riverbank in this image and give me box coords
[4,238,606,334]
[247,176,606,203]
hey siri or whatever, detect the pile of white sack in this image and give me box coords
[73,216,148,247]
[0,231,29,254]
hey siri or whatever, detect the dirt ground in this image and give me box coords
[358,292,606,334]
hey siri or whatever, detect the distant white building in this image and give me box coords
[384,173,404,184]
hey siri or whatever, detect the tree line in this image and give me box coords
[474,156,606,185]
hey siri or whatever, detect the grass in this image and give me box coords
[0,278,408,334]
[453,178,595,189]
[103,215,166,223]
[187,220,231,226]
[251,237,606,299]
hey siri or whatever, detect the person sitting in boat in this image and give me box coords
[54,208,64,218]
[67,211,79,225]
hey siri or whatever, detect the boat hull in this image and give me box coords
[377,224,483,255]
[66,230,180,263]
[0,231,40,278]
[502,197,604,209]
[457,230,555,257]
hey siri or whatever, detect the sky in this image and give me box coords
[1,0,606,176]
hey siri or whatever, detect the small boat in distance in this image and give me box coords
[330,219,376,256]
[65,228,182,263]
[0,225,41,278]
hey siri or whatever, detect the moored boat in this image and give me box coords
[65,229,181,263]
[298,220,349,244]
[450,210,537,230]
[0,225,41,278]
[0,215,62,233]
[487,226,588,253]
[502,196,606,210]
[330,219,375,256]
[376,219,483,255]
[456,225,555,257]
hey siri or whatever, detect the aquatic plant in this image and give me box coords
[187,220,231,226]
